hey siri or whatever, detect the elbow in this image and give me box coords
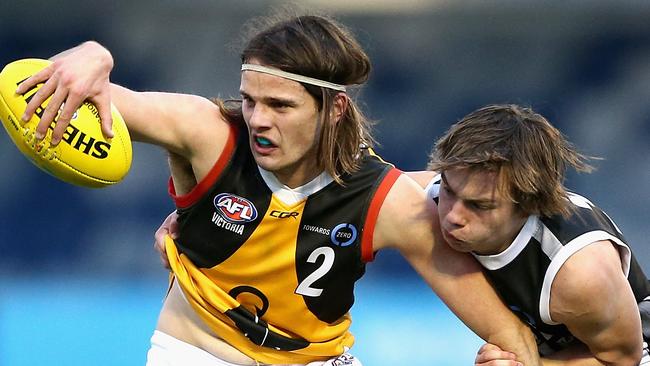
[599,347,643,366]
[621,348,643,366]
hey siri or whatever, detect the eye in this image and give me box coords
[470,202,493,211]
[241,97,256,112]
[269,100,291,110]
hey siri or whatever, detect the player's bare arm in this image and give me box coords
[372,174,540,366]
[108,85,230,181]
[17,41,231,183]
[550,240,643,366]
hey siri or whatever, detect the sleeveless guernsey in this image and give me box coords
[426,174,650,355]
[166,124,400,364]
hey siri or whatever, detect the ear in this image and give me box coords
[331,92,348,124]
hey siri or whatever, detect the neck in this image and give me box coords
[278,173,321,189]
[498,214,530,253]
[273,165,325,189]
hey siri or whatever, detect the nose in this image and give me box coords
[444,200,468,228]
[247,104,272,130]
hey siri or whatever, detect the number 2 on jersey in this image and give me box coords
[295,247,335,297]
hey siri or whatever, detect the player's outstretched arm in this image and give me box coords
[373,174,540,366]
[108,84,230,164]
[16,41,231,172]
[549,241,643,366]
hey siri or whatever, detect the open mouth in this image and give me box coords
[255,136,276,148]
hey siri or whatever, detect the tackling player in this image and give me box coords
[410,104,650,366]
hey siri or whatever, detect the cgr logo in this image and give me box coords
[270,210,299,219]
[213,193,258,223]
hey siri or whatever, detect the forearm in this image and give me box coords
[450,271,540,366]
[488,325,539,366]
[422,246,540,365]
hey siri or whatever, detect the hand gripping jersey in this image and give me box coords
[426,175,650,356]
[166,124,400,364]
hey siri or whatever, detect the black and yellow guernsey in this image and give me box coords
[165,123,401,364]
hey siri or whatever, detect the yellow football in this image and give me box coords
[0,58,132,188]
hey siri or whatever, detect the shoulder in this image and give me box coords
[550,240,625,322]
[175,97,235,180]
[405,170,438,189]
[178,95,230,132]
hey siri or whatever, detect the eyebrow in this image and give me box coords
[440,172,497,207]
[239,91,298,107]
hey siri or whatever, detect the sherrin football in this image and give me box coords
[0,58,132,188]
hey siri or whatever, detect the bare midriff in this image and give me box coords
[155,280,262,365]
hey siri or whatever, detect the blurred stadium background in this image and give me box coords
[1,1,649,365]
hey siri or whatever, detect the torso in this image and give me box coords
[157,124,400,364]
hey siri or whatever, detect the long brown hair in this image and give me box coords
[218,12,374,185]
[428,104,595,217]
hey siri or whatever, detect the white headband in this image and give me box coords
[241,64,347,92]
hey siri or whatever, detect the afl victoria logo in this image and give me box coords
[213,193,258,223]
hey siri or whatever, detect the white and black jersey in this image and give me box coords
[425,174,650,356]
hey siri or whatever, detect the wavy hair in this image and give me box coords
[217,11,374,185]
[428,104,595,217]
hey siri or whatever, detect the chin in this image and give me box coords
[252,154,278,171]
[448,242,473,253]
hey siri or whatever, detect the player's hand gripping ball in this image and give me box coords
[0,58,132,188]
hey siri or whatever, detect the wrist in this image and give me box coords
[82,41,114,71]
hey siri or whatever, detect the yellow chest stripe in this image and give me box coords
[165,194,354,364]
